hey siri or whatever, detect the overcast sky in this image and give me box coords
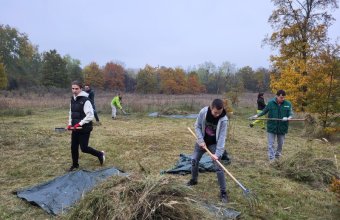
[1,0,339,70]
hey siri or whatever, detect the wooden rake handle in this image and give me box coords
[187,127,247,191]
[251,118,305,121]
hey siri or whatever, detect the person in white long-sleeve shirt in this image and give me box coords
[67,81,105,171]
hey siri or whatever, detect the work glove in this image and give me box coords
[282,117,288,121]
[67,125,72,130]
[249,115,258,120]
[73,123,81,129]
[122,109,127,115]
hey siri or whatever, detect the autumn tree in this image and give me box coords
[103,62,125,91]
[136,65,158,93]
[307,45,340,129]
[159,67,187,94]
[187,71,205,94]
[83,62,104,89]
[40,50,68,88]
[266,0,338,111]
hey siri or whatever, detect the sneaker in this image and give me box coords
[249,123,254,128]
[186,179,198,186]
[99,151,105,165]
[220,191,228,203]
[69,164,79,172]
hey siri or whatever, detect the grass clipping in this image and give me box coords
[66,175,209,220]
[274,150,338,188]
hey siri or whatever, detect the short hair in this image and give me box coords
[276,90,286,96]
[211,99,224,110]
[72,80,83,89]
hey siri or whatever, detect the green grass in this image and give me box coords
[0,108,339,219]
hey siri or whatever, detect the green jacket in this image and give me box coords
[111,96,122,109]
[257,97,293,134]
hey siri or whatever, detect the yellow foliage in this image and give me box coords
[330,177,340,200]
[223,98,233,118]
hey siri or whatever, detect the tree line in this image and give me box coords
[0,24,270,94]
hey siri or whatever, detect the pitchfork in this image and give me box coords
[187,127,258,208]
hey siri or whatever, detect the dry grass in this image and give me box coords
[0,91,262,112]
[0,93,339,219]
[65,175,212,220]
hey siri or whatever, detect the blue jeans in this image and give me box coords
[267,132,285,160]
[191,143,226,192]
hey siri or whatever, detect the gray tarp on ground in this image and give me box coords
[148,112,198,119]
[15,167,127,215]
[161,154,230,175]
[203,203,241,219]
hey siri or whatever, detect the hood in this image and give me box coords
[73,91,89,99]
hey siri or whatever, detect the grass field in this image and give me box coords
[0,93,339,219]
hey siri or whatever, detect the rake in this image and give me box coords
[54,127,82,133]
[249,117,305,121]
[187,127,258,208]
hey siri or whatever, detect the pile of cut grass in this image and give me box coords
[66,175,212,220]
[274,149,338,188]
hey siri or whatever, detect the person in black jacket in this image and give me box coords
[84,84,100,123]
[67,81,105,171]
[250,92,266,129]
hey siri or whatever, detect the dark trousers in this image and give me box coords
[191,143,226,193]
[94,110,100,122]
[93,105,100,122]
[71,131,101,166]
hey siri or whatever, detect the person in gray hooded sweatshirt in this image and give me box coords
[187,99,229,203]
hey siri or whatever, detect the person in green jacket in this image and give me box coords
[111,93,125,119]
[249,90,293,161]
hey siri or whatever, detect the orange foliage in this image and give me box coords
[83,62,104,89]
[103,62,125,91]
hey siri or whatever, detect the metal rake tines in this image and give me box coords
[242,189,259,209]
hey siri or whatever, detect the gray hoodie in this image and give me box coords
[194,106,228,157]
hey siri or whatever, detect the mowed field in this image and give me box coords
[0,92,339,219]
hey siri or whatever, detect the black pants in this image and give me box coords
[94,110,100,122]
[93,105,100,122]
[71,131,101,166]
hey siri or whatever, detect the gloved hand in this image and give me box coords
[73,123,81,129]
[122,109,127,115]
[249,115,258,120]
[67,125,72,130]
[282,117,288,121]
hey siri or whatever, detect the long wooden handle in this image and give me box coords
[251,118,305,121]
[58,127,82,130]
[187,127,247,191]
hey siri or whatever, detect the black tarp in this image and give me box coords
[15,167,127,215]
[161,154,230,175]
